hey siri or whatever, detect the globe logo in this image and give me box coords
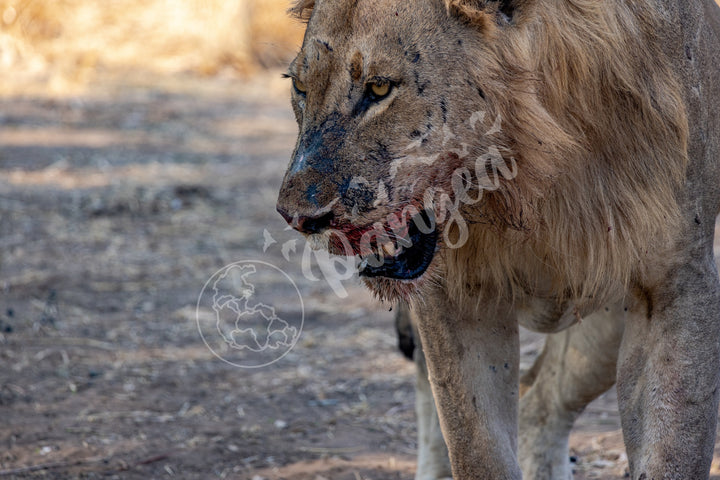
[196,260,304,368]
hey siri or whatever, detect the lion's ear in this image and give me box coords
[445,0,516,28]
[289,0,315,22]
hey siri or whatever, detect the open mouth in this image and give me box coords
[357,210,438,280]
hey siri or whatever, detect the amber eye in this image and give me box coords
[370,82,390,98]
[293,77,307,94]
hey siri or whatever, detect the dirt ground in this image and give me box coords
[1,72,720,480]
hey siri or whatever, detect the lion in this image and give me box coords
[276,0,720,478]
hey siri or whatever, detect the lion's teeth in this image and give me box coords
[382,242,396,256]
[359,257,369,270]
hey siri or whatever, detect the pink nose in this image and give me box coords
[276,206,335,235]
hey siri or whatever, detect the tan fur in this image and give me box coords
[282,0,688,310]
[278,0,720,478]
[288,0,315,21]
[444,0,689,306]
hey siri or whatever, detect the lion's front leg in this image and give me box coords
[415,336,453,480]
[617,252,720,479]
[412,293,521,479]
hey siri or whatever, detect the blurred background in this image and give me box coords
[0,3,427,479]
[0,0,303,94]
[0,2,718,479]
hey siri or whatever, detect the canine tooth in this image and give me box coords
[382,242,396,256]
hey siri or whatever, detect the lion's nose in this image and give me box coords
[276,206,335,235]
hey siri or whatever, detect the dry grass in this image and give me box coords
[0,0,304,94]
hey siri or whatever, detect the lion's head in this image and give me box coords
[276,0,556,299]
[277,0,688,304]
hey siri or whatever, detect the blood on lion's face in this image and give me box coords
[276,0,512,298]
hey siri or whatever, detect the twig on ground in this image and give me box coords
[0,451,175,476]
[0,456,106,476]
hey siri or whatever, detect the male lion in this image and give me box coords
[276,0,720,479]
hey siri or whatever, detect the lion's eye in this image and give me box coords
[353,79,395,115]
[293,77,308,95]
[370,82,390,98]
